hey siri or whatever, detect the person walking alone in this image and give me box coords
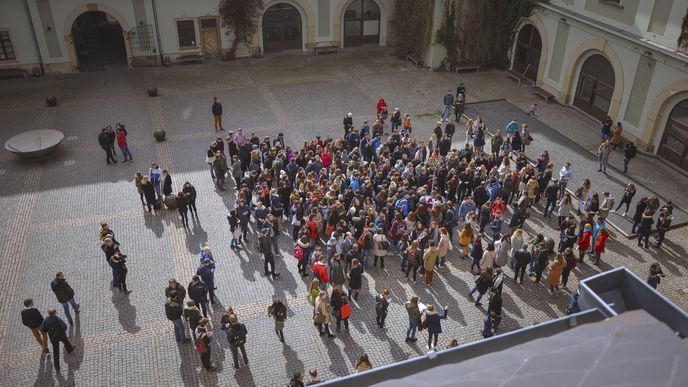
[50,272,80,325]
[41,308,75,371]
[374,289,390,328]
[21,298,48,353]
[212,97,224,131]
[268,300,287,342]
[182,182,199,219]
[597,140,611,174]
[224,314,249,370]
[623,142,637,173]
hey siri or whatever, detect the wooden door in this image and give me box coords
[200,18,219,59]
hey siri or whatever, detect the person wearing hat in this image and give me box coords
[543,178,560,218]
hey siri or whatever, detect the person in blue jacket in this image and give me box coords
[424,304,448,350]
[197,259,216,306]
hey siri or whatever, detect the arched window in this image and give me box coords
[512,24,542,82]
[658,99,688,172]
[262,3,302,53]
[574,54,615,120]
[343,0,380,47]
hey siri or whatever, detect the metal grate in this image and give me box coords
[128,24,157,67]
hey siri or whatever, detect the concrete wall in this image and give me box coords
[0,0,40,70]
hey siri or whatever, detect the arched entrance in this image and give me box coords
[658,99,688,172]
[573,54,615,121]
[512,24,541,82]
[262,3,302,53]
[343,0,380,47]
[71,11,127,71]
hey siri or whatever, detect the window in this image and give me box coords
[176,20,197,48]
[0,30,16,61]
[599,0,623,7]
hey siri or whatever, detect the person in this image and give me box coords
[405,296,421,343]
[470,267,493,306]
[558,162,573,199]
[183,300,202,343]
[655,209,673,248]
[314,291,335,338]
[423,241,439,286]
[258,228,280,279]
[98,127,117,164]
[470,234,484,272]
[623,142,637,173]
[597,140,611,174]
[160,169,173,199]
[631,197,649,234]
[482,312,496,339]
[109,253,130,294]
[543,178,560,218]
[610,122,623,150]
[456,82,466,97]
[329,253,346,288]
[149,163,162,198]
[134,172,146,207]
[374,289,391,328]
[454,94,465,121]
[197,259,217,305]
[487,287,502,331]
[330,287,350,332]
[424,304,448,350]
[440,90,454,122]
[405,240,421,282]
[141,176,157,212]
[212,97,223,131]
[513,242,531,284]
[647,262,666,289]
[390,108,402,131]
[637,208,653,249]
[165,290,187,343]
[188,275,210,317]
[547,253,567,292]
[347,259,363,301]
[289,372,305,387]
[213,151,229,191]
[561,247,576,288]
[50,272,80,325]
[601,115,613,139]
[527,102,537,116]
[480,243,496,270]
[598,192,614,220]
[575,178,591,215]
[355,353,373,373]
[182,182,198,219]
[437,227,450,268]
[372,228,389,269]
[41,308,75,371]
[224,314,249,369]
[21,298,48,353]
[268,300,287,342]
[195,318,217,371]
[116,126,133,163]
[176,192,189,227]
[613,183,636,217]
[594,228,609,265]
[307,369,322,385]
[343,112,353,134]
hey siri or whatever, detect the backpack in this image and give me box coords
[379,239,390,250]
[196,333,208,353]
[294,245,304,260]
[230,324,247,346]
[375,297,388,316]
[275,308,287,322]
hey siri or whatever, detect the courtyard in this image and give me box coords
[0,47,686,386]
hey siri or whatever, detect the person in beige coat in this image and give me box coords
[437,228,450,268]
[525,176,539,206]
[372,229,389,269]
[314,291,335,338]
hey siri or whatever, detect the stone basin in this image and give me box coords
[4,129,64,158]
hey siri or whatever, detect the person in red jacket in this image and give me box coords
[116,125,133,163]
[593,228,609,265]
[312,256,329,290]
[307,214,318,243]
[578,223,592,264]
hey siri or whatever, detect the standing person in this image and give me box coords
[374,289,391,328]
[109,254,130,294]
[236,200,252,243]
[258,228,280,279]
[405,296,421,343]
[613,183,636,217]
[623,142,637,173]
[182,182,198,219]
[268,300,287,342]
[372,229,389,269]
[141,176,157,212]
[424,304,448,350]
[330,287,350,332]
[575,179,591,215]
[487,288,502,331]
[212,97,224,131]
[647,262,666,290]
[116,126,133,163]
[423,241,439,286]
[183,300,202,343]
[21,298,48,353]
[543,179,560,218]
[390,108,402,131]
[165,278,186,303]
[50,272,80,325]
[610,122,623,150]
[213,151,229,191]
[98,128,117,164]
[597,140,611,174]
[601,115,613,140]
[594,229,610,265]
[40,308,75,371]
[224,314,249,369]
[228,209,242,248]
[561,247,576,288]
[637,208,653,249]
[165,291,187,343]
[470,234,484,272]
[470,267,493,306]
[655,209,673,248]
[195,318,217,372]
[161,169,173,199]
[355,354,373,373]
[314,291,335,338]
[176,192,190,227]
[404,240,421,282]
[329,254,346,289]
[188,275,209,318]
[135,172,146,208]
[197,259,217,305]
[556,193,573,229]
[558,162,573,199]
[440,90,454,122]
[454,93,465,121]
[347,259,364,301]
[437,228,450,268]
[547,253,567,293]
[149,163,162,199]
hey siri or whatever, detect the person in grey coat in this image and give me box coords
[597,140,611,174]
[329,254,346,288]
[231,155,243,189]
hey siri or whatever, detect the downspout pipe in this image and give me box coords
[23,0,45,75]
[151,0,164,64]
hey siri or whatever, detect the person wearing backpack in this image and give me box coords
[374,289,391,328]
[268,300,287,343]
[224,314,249,369]
[195,318,217,372]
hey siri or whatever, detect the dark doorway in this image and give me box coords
[512,24,541,82]
[574,54,615,121]
[658,99,688,172]
[262,3,302,53]
[343,0,380,47]
[71,11,127,71]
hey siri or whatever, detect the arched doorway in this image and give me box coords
[71,11,127,71]
[512,24,541,82]
[658,99,688,172]
[262,3,302,53]
[343,0,380,47]
[574,54,615,121]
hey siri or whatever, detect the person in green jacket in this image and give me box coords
[423,241,439,286]
[405,296,421,343]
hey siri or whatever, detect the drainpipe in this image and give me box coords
[151,0,164,64]
[23,0,45,75]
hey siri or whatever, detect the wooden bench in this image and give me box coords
[406,54,428,70]
[531,86,555,103]
[0,68,28,79]
[177,54,205,65]
[314,45,340,56]
[504,69,526,84]
[453,63,480,73]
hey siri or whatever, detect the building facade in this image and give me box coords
[510,0,688,172]
[0,0,394,72]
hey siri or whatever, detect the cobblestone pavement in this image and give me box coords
[0,47,686,386]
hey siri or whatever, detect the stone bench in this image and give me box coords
[407,54,429,70]
[314,45,340,56]
[177,54,205,65]
[454,63,480,73]
[531,86,555,103]
[0,68,28,79]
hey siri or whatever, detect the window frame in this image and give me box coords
[0,29,17,62]
[175,18,199,50]
[599,0,624,9]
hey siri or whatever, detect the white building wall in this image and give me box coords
[0,0,40,69]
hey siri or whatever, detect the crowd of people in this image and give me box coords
[22,88,676,382]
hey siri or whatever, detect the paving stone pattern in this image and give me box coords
[0,48,686,387]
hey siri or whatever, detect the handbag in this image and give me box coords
[313,312,325,324]
[340,303,352,319]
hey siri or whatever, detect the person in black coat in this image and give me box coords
[161,170,173,198]
[212,97,223,131]
[487,288,502,331]
[98,128,117,164]
[224,314,249,369]
[176,192,189,227]
[21,298,48,352]
[513,244,531,284]
[102,237,125,286]
[347,258,363,300]
[196,318,217,371]
[188,275,209,317]
[141,176,157,212]
[109,254,130,294]
[182,182,198,219]
[50,272,79,324]
[41,308,75,371]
